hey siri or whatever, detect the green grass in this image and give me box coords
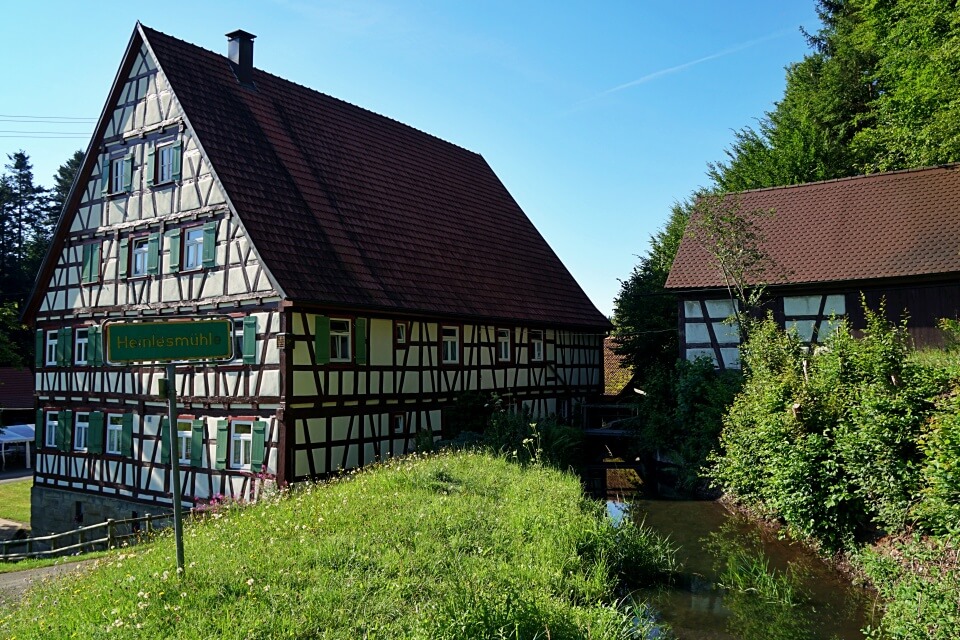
[0,478,31,523]
[0,451,676,639]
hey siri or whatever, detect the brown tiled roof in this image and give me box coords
[0,368,34,408]
[602,337,634,396]
[666,165,960,290]
[140,26,608,330]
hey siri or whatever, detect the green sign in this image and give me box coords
[104,318,233,364]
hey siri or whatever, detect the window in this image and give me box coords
[231,421,253,470]
[530,330,544,362]
[131,237,149,277]
[156,144,175,184]
[395,321,407,346]
[391,414,404,434]
[81,242,101,284]
[183,227,204,271]
[110,157,125,194]
[75,328,88,365]
[497,329,511,362]
[45,330,58,366]
[45,411,58,449]
[74,412,89,451]
[177,419,192,465]
[441,326,459,364]
[106,413,124,455]
[330,319,351,362]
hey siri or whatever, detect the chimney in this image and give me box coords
[226,29,256,87]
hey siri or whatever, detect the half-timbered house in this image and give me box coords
[666,165,960,369]
[23,24,610,534]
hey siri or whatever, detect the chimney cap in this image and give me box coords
[226,29,256,41]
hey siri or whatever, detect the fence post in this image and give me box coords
[147,514,153,536]
[107,519,116,549]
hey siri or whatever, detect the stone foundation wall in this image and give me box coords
[31,485,168,537]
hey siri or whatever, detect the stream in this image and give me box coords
[609,499,878,639]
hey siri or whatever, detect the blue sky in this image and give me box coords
[1,1,819,316]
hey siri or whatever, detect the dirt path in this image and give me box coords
[0,559,95,604]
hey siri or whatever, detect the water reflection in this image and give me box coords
[617,500,873,640]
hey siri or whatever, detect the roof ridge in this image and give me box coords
[139,24,482,159]
[730,162,960,196]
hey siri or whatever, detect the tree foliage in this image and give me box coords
[611,197,691,374]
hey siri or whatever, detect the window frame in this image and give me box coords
[441,325,460,365]
[230,420,254,470]
[329,318,352,363]
[106,413,124,456]
[45,330,58,366]
[130,236,150,278]
[177,418,192,466]
[497,328,512,362]
[155,142,176,185]
[74,328,89,366]
[109,156,125,194]
[530,330,545,362]
[45,411,58,449]
[74,411,90,452]
[182,225,205,272]
[391,413,405,434]
[394,321,408,349]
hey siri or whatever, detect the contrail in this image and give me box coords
[577,29,793,107]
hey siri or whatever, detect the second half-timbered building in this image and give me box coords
[23,24,610,534]
[666,165,960,368]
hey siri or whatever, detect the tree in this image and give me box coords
[612,197,693,374]
[48,149,84,229]
[0,302,25,367]
[688,192,778,340]
[2,151,47,299]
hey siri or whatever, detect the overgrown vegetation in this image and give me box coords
[1,451,677,639]
[707,302,960,637]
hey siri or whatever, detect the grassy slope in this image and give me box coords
[0,478,31,523]
[1,451,672,639]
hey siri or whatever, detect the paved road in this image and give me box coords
[0,559,94,604]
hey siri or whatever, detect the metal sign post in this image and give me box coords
[165,362,185,573]
[102,317,235,577]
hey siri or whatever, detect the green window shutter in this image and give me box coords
[55,328,65,366]
[58,410,72,452]
[81,243,91,284]
[62,327,72,366]
[90,242,101,283]
[88,326,102,366]
[145,143,155,188]
[35,409,43,447]
[100,157,110,196]
[202,222,217,268]
[315,316,330,364]
[167,229,181,273]
[251,421,267,471]
[191,420,204,467]
[147,233,160,275]
[88,412,104,455]
[118,238,129,278]
[121,414,134,457]
[160,416,170,464]
[122,153,133,192]
[35,329,44,367]
[215,419,229,470]
[242,316,257,365]
[355,318,367,365]
[171,140,182,181]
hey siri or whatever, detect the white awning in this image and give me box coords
[0,424,34,444]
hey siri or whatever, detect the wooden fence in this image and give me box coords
[0,512,173,562]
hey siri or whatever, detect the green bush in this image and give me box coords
[917,392,960,534]
[710,304,952,548]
